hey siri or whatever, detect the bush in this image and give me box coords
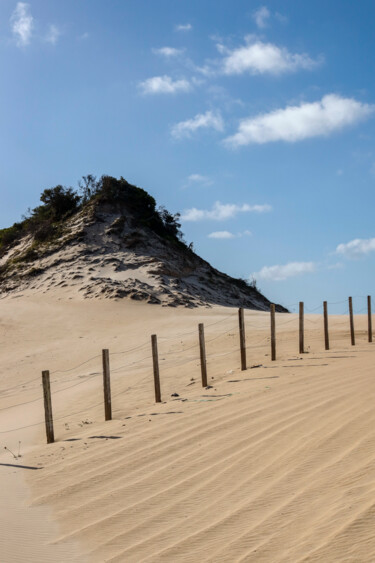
[33,221,56,243]
[0,223,23,250]
[158,207,182,240]
[233,276,259,293]
[78,175,100,203]
[93,176,185,244]
[96,176,157,214]
[39,185,80,221]
[0,174,189,256]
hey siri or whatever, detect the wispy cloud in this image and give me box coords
[208,231,236,239]
[175,23,192,32]
[171,110,224,139]
[327,262,344,270]
[181,201,271,221]
[336,237,375,259]
[206,85,245,109]
[139,75,191,95]
[252,7,288,28]
[224,94,375,147]
[184,174,213,187]
[253,6,271,29]
[254,261,316,281]
[208,230,252,239]
[45,24,61,45]
[220,38,320,76]
[11,2,33,47]
[152,47,185,57]
[275,12,288,24]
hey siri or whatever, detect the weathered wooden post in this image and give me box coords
[299,302,304,354]
[368,296,372,343]
[323,301,329,351]
[42,370,54,444]
[102,349,112,421]
[198,323,208,387]
[349,296,355,346]
[151,335,161,403]
[238,308,247,371]
[270,304,276,361]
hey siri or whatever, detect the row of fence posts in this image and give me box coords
[41,295,373,444]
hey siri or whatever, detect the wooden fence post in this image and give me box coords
[42,370,54,444]
[151,335,161,403]
[368,296,372,343]
[299,302,304,354]
[238,308,247,371]
[198,323,208,387]
[270,304,276,361]
[349,296,355,346]
[102,349,112,421]
[323,301,329,351]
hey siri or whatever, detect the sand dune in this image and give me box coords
[1,293,375,561]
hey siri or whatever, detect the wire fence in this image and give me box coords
[1,295,374,441]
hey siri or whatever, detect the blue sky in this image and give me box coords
[1,1,375,312]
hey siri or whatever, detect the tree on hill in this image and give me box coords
[0,174,188,255]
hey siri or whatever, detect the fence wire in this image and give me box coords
[1,300,374,437]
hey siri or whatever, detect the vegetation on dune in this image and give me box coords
[0,175,185,256]
[0,174,258,292]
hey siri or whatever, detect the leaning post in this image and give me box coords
[42,370,54,444]
[198,323,208,387]
[151,335,161,403]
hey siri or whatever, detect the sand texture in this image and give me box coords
[1,293,375,561]
[0,199,282,311]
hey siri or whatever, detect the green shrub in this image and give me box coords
[0,223,23,250]
[39,185,80,221]
[0,174,189,257]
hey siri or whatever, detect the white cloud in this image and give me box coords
[254,261,316,281]
[45,24,61,45]
[79,32,89,40]
[152,47,184,57]
[221,39,319,76]
[171,110,224,139]
[181,201,271,221]
[336,237,375,259]
[253,6,270,29]
[208,231,236,239]
[139,75,191,95]
[224,94,375,147]
[11,2,33,46]
[175,23,192,31]
[208,230,252,239]
[186,174,213,187]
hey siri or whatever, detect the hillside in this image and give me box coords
[0,176,286,311]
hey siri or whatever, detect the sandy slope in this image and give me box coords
[1,292,375,561]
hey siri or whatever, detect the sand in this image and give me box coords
[1,291,375,561]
